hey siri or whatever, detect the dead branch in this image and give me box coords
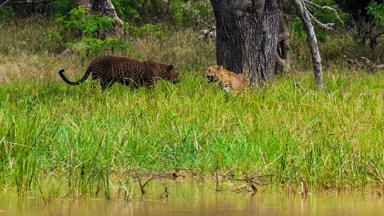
[346,56,384,73]
[304,0,344,24]
[307,12,335,30]
[294,0,324,88]
[160,183,169,199]
[135,172,155,195]
[0,0,11,7]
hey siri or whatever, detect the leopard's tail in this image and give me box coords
[59,68,91,86]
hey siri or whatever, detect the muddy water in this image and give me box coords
[0,184,383,216]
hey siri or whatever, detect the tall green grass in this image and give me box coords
[1,71,384,197]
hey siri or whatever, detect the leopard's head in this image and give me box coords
[166,64,180,84]
[150,61,180,84]
[203,65,223,83]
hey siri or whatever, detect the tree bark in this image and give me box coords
[294,0,323,88]
[210,0,283,86]
[275,14,291,73]
[92,0,123,37]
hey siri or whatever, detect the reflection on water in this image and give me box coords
[0,183,383,216]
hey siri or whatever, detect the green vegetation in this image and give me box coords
[1,0,384,199]
[1,65,384,198]
[1,14,384,199]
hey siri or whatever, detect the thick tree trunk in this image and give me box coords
[210,0,283,85]
[92,0,123,37]
[294,0,323,88]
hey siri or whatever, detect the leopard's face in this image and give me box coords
[168,65,180,84]
[204,65,250,93]
[203,65,222,83]
[149,61,180,84]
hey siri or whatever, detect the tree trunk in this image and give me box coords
[210,0,283,86]
[92,0,123,37]
[294,0,323,88]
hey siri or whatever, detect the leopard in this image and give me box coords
[203,65,250,93]
[59,55,180,90]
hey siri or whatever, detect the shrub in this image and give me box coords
[0,6,15,23]
[123,23,166,40]
[51,7,126,56]
[52,0,75,15]
[367,2,384,28]
[55,7,115,38]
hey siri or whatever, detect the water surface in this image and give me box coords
[0,184,383,216]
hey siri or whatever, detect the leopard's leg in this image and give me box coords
[90,74,98,90]
[100,80,114,91]
[91,81,98,90]
[219,81,230,93]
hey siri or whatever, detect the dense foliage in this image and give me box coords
[336,0,384,49]
[1,1,383,51]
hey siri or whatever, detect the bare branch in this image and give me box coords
[304,0,344,24]
[307,11,335,30]
[294,0,324,87]
[0,0,11,7]
[373,32,384,41]
[346,56,384,72]
[301,1,337,30]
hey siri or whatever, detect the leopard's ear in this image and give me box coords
[219,65,224,69]
[167,64,174,70]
